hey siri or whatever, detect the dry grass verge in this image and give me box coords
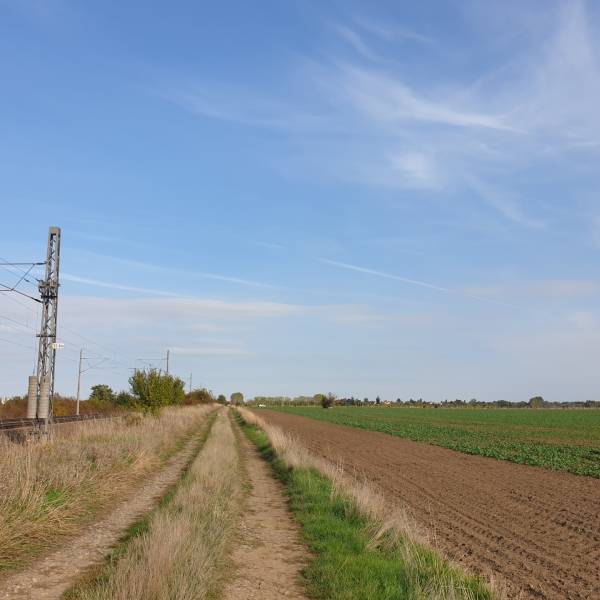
[67,408,241,600]
[237,407,505,600]
[0,405,214,575]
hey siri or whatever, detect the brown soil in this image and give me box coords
[258,410,600,600]
[222,425,308,600]
[0,426,210,600]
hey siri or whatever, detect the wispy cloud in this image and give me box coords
[335,64,518,132]
[333,24,380,61]
[388,151,440,189]
[465,175,545,229]
[163,1,600,230]
[160,84,326,132]
[168,345,248,357]
[59,295,304,327]
[351,16,434,46]
[465,279,600,299]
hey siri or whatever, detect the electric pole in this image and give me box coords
[166,349,170,374]
[76,348,83,416]
[27,227,61,434]
[189,372,192,393]
[74,350,108,415]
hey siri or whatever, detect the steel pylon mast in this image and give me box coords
[35,226,61,431]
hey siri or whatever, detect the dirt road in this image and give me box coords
[0,418,214,600]
[257,410,600,600]
[222,425,308,600]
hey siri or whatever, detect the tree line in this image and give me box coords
[246,394,600,409]
[0,369,223,418]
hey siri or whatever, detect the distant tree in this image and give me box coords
[363,397,369,404]
[375,396,381,405]
[313,393,326,406]
[230,392,244,405]
[529,396,545,408]
[321,393,335,409]
[216,394,227,405]
[89,384,115,404]
[185,388,214,404]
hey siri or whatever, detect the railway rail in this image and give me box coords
[0,413,115,431]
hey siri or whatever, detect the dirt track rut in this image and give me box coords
[258,410,600,600]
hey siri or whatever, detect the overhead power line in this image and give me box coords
[0,283,41,303]
[0,336,35,351]
[0,262,45,267]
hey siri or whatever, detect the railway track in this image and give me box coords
[0,413,115,431]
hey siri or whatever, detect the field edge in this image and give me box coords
[235,409,498,600]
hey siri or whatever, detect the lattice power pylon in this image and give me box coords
[28,227,61,433]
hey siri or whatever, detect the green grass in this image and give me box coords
[270,406,600,478]
[238,416,494,600]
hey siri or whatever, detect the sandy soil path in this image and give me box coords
[0,422,212,600]
[258,410,600,600]
[222,422,308,600]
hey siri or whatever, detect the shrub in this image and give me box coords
[129,369,186,414]
[185,388,215,405]
[89,384,115,404]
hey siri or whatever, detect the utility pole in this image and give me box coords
[76,348,83,416]
[166,349,170,374]
[189,372,192,393]
[27,227,61,434]
[74,350,107,415]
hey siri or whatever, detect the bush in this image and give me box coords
[185,388,215,405]
[115,391,135,407]
[89,384,115,404]
[529,396,545,408]
[128,369,186,414]
[0,395,120,418]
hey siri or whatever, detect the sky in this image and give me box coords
[1,0,600,403]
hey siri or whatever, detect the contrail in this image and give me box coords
[62,274,183,297]
[320,258,520,309]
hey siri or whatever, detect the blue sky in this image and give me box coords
[1,0,600,402]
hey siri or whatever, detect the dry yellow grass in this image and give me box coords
[69,408,242,600]
[0,405,214,575]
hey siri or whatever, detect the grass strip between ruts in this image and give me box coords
[236,412,495,600]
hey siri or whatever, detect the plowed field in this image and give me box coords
[257,410,600,600]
